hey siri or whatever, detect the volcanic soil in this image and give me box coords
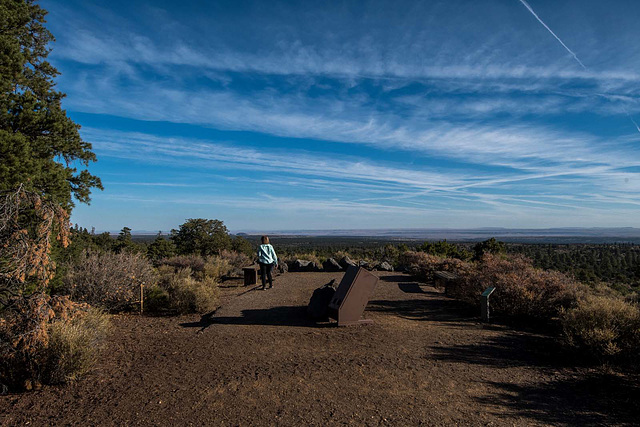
[1,271,639,426]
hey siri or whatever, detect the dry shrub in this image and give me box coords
[159,255,205,273]
[219,250,251,276]
[561,295,640,362]
[400,251,471,282]
[152,267,219,314]
[457,254,579,321]
[203,257,232,281]
[0,294,107,390]
[160,254,234,280]
[64,250,157,312]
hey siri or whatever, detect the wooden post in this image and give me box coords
[481,286,496,322]
[140,283,144,314]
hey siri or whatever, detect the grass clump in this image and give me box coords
[43,308,110,384]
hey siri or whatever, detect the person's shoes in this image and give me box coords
[258,286,266,291]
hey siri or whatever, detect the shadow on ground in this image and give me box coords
[367,297,477,324]
[180,306,331,330]
[476,372,640,426]
[430,331,562,368]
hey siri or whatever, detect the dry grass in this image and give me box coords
[43,308,110,384]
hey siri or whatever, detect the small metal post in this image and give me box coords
[481,286,495,322]
[140,283,144,314]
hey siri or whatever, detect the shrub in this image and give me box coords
[219,250,252,276]
[43,308,110,384]
[169,276,219,314]
[153,267,219,314]
[159,255,206,272]
[64,250,157,312]
[561,295,640,362]
[143,285,171,312]
[0,295,107,390]
[160,254,234,281]
[203,257,232,281]
[399,251,471,282]
[457,254,580,322]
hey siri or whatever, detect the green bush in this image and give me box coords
[561,295,640,362]
[143,285,171,312]
[43,308,110,384]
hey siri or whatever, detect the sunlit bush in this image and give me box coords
[561,295,640,362]
[456,254,580,321]
[152,267,219,314]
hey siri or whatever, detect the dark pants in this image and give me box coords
[259,262,274,288]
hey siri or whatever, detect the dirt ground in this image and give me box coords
[1,271,639,426]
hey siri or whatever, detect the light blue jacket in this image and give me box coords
[257,244,278,265]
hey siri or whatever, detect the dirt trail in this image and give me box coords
[1,272,638,426]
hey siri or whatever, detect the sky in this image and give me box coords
[41,0,640,232]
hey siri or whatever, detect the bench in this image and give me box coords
[434,271,459,296]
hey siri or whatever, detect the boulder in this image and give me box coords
[292,259,318,272]
[377,261,394,272]
[276,261,288,274]
[322,257,343,272]
[307,279,337,321]
[339,256,357,270]
[358,260,370,270]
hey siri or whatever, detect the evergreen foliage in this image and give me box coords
[170,218,232,256]
[0,0,101,210]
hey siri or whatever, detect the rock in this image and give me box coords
[358,260,370,269]
[292,259,318,272]
[276,261,288,274]
[307,279,337,321]
[377,261,394,272]
[339,256,357,270]
[322,257,343,272]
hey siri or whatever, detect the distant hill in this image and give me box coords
[234,228,640,244]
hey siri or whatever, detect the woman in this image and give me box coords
[257,235,278,290]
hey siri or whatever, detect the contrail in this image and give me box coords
[518,0,640,134]
[517,0,586,69]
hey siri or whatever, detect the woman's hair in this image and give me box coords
[261,235,270,244]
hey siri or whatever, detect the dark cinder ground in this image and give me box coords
[1,272,638,426]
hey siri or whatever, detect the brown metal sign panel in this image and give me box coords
[243,266,258,286]
[328,266,379,326]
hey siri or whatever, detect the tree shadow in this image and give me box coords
[180,306,332,331]
[475,373,640,426]
[397,283,426,293]
[430,332,564,368]
[367,297,477,324]
[380,275,424,283]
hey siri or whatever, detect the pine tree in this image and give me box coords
[0,0,102,210]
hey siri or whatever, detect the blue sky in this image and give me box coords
[42,0,640,232]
